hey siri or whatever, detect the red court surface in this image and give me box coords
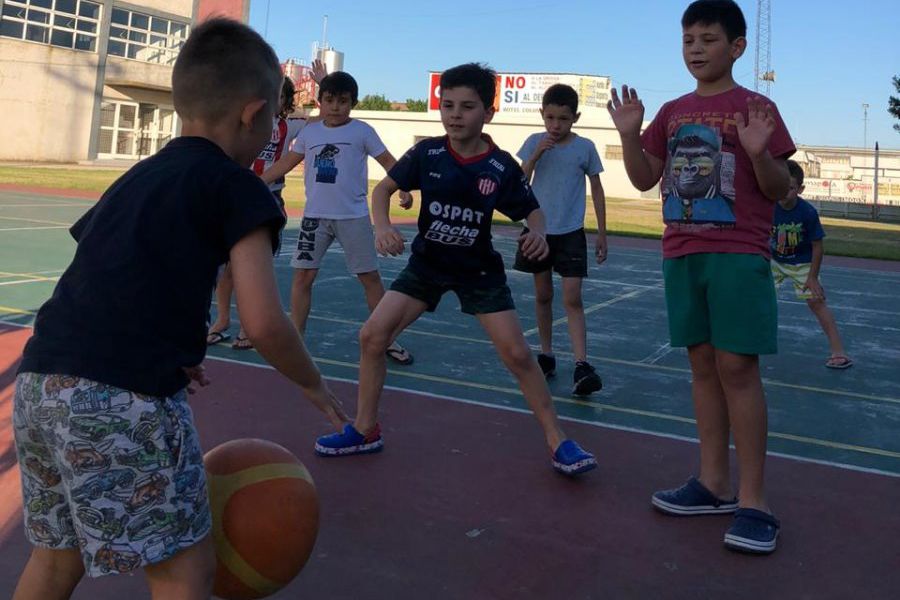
[1,324,898,599]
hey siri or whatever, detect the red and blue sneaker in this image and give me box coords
[552,440,597,476]
[315,423,384,457]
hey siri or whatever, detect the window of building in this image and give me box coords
[106,8,188,66]
[97,100,177,159]
[0,0,101,51]
[605,144,624,160]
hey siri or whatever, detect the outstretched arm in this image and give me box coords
[373,151,413,208]
[736,96,790,201]
[261,151,304,185]
[230,227,349,428]
[607,86,664,191]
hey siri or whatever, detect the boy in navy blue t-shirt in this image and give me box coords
[314,63,597,476]
[771,160,851,368]
[12,19,347,599]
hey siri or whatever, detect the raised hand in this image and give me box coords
[375,225,405,256]
[736,96,777,159]
[311,58,328,85]
[607,85,645,136]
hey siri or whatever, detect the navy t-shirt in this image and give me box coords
[770,197,825,264]
[388,135,539,286]
[19,137,286,397]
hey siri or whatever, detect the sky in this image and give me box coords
[249,0,900,149]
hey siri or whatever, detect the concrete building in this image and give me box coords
[0,0,249,162]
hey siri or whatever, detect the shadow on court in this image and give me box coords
[1,327,898,599]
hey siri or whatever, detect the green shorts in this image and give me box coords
[663,253,777,355]
[390,266,515,315]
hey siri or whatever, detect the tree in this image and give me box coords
[356,94,392,111]
[405,98,427,112]
[890,75,900,134]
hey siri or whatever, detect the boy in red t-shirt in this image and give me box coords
[608,0,794,554]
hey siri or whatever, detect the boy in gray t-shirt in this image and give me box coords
[514,84,606,396]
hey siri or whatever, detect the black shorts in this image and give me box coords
[389,266,515,315]
[514,228,588,278]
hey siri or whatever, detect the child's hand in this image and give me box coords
[305,380,350,429]
[518,230,549,261]
[398,191,414,210]
[311,59,328,85]
[736,97,777,159]
[595,235,608,265]
[375,226,405,256]
[803,277,825,301]
[182,364,211,394]
[535,135,556,156]
[607,85,645,136]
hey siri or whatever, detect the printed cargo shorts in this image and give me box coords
[12,372,211,577]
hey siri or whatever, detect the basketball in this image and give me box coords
[204,438,320,600]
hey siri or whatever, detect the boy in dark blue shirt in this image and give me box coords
[771,160,851,368]
[314,63,597,476]
[12,19,347,599]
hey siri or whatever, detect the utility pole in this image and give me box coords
[862,103,870,149]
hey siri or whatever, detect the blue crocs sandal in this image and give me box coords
[724,508,780,554]
[552,440,597,476]
[315,423,384,457]
[651,476,738,516]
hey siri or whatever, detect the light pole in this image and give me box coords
[862,103,869,149]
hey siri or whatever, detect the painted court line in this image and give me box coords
[0,277,60,287]
[207,354,900,479]
[523,287,659,336]
[0,215,73,227]
[0,226,69,232]
[640,343,674,364]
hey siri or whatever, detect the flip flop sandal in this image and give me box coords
[232,336,253,350]
[206,330,230,345]
[385,344,414,365]
[825,355,853,369]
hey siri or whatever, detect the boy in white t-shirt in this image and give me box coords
[262,71,414,364]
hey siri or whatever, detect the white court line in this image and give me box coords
[0,226,69,232]
[204,353,900,480]
[0,277,60,287]
[0,203,93,208]
[640,343,674,364]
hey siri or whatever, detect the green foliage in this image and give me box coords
[356,94,393,111]
[890,75,900,134]
[405,98,427,112]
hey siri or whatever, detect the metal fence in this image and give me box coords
[805,198,900,223]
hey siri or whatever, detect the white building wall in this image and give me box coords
[351,110,648,201]
[0,38,100,161]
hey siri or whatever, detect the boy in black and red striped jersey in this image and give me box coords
[314,63,597,477]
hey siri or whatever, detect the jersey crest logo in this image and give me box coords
[476,174,499,196]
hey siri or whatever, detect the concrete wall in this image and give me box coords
[350,110,648,201]
[0,38,100,162]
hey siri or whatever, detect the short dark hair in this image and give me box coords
[682,0,747,41]
[786,160,805,186]
[440,63,497,109]
[172,18,281,122]
[318,72,359,105]
[280,76,296,117]
[542,84,579,113]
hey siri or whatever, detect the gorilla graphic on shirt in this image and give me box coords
[313,144,341,184]
[662,124,736,225]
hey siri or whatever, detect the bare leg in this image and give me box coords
[533,271,554,355]
[289,268,319,335]
[807,298,846,356]
[356,270,386,312]
[561,277,587,362]
[688,343,732,499]
[12,547,84,600]
[715,348,769,512]
[208,264,233,336]
[477,310,565,451]
[355,291,428,433]
[143,535,216,600]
